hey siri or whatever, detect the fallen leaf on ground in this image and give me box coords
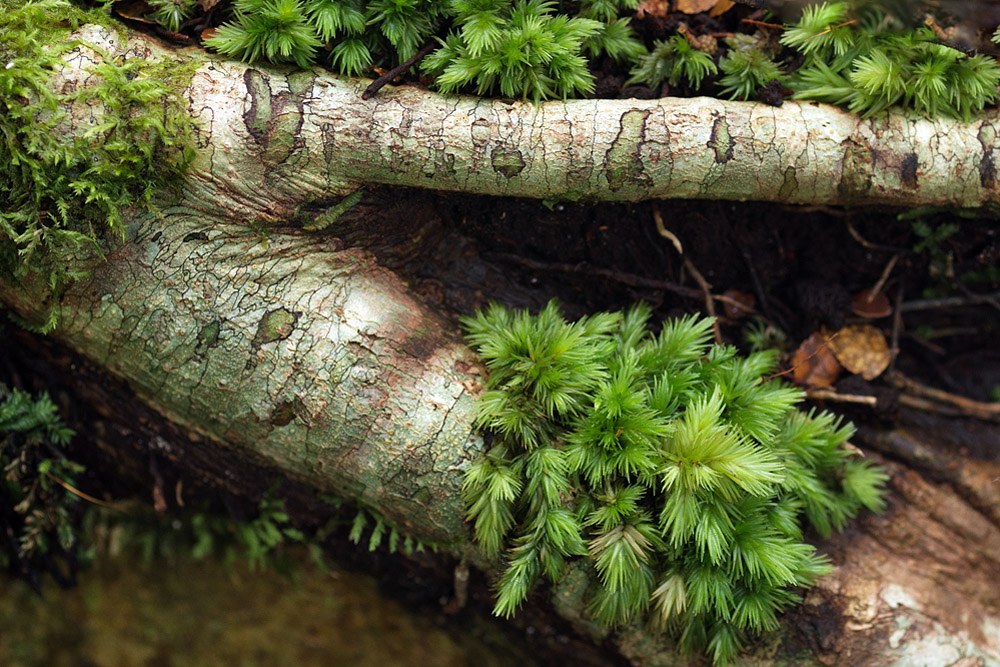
[115,0,156,23]
[636,0,671,18]
[792,330,842,387]
[199,0,223,10]
[830,324,891,380]
[709,0,735,16]
[677,0,718,12]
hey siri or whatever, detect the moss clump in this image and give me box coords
[462,301,887,665]
[203,0,645,101]
[783,2,1000,119]
[176,0,1000,114]
[0,0,196,330]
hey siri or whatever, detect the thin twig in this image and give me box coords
[362,42,437,100]
[889,370,1000,422]
[952,279,1000,314]
[870,254,899,297]
[843,218,902,252]
[897,394,968,418]
[652,208,683,254]
[652,207,719,342]
[802,20,857,45]
[741,18,784,29]
[806,388,878,406]
[45,471,126,511]
[489,253,703,298]
[714,293,758,317]
[683,257,722,344]
[898,291,1000,312]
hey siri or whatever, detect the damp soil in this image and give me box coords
[344,188,999,402]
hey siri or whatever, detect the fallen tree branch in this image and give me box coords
[43,23,996,211]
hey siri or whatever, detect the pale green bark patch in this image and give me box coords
[197,320,221,354]
[837,137,875,199]
[707,115,735,164]
[253,308,300,347]
[779,165,798,200]
[604,109,653,193]
[491,146,526,178]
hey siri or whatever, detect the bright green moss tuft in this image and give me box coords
[462,300,888,666]
[172,0,1000,113]
[626,35,718,91]
[0,0,197,331]
[785,2,1000,119]
[201,0,644,100]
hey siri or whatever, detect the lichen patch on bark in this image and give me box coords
[252,308,300,347]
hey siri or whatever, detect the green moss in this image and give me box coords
[200,0,645,101]
[461,301,888,666]
[785,2,1000,119]
[344,503,443,555]
[0,0,196,331]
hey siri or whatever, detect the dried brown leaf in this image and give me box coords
[677,0,717,12]
[792,331,842,387]
[199,0,223,11]
[709,0,735,16]
[636,0,672,19]
[830,324,891,381]
[115,0,156,24]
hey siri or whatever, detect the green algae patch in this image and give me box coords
[253,308,301,347]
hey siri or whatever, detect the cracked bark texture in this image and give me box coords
[2,21,1000,667]
[64,26,1000,211]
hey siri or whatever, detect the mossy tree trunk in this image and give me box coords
[2,21,1000,666]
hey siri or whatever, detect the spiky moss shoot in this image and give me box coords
[200,0,645,100]
[0,0,196,331]
[147,0,199,33]
[164,0,1000,114]
[784,2,1000,119]
[462,301,888,666]
[626,35,718,92]
[718,33,784,101]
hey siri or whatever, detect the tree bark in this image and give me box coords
[71,24,1000,213]
[2,20,1000,666]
